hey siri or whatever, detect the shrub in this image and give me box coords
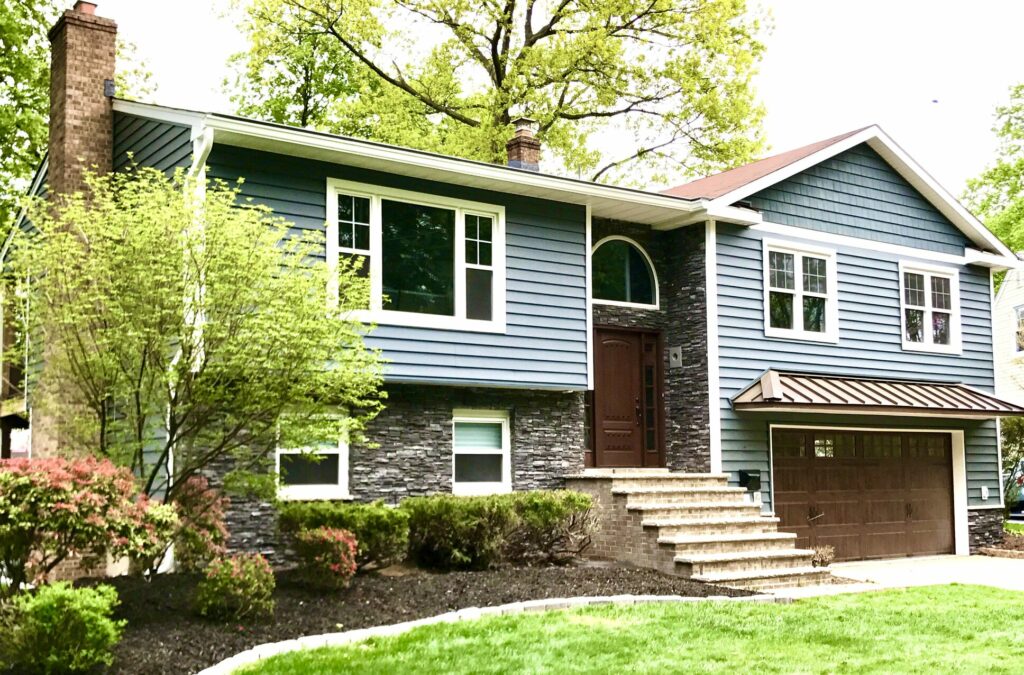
[402,494,518,570]
[130,499,181,574]
[172,476,229,572]
[0,457,178,596]
[505,491,595,564]
[812,545,836,568]
[292,527,358,589]
[194,554,275,622]
[278,500,408,570]
[0,582,125,673]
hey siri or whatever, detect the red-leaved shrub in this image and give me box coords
[292,527,358,590]
[0,457,178,595]
[171,476,229,571]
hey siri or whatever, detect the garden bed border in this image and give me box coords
[200,593,785,674]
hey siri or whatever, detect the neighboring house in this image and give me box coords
[993,262,1024,406]
[6,2,1024,582]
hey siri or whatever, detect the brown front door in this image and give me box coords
[592,327,662,467]
[773,429,954,561]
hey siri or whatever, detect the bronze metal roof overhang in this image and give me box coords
[731,370,1024,419]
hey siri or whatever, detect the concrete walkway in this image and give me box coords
[775,554,1024,599]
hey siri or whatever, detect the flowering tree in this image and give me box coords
[5,166,383,503]
[0,457,178,596]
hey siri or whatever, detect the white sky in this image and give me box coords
[97,0,1024,195]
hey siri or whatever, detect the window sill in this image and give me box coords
[350,309,507,334]
[901,341,962,356]
[452,482,512,497]
[764,327,839,344]
[278,486,354,501]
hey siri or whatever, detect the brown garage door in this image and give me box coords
[772,429,954,561]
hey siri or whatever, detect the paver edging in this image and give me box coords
[978,547,1024,559]
[199,593,782,674]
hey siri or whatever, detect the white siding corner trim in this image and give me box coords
[585,205,594,390]
[706,220,722,474]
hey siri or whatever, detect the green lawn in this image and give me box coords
[240,585,1024,674]
[1006,521,1024,535]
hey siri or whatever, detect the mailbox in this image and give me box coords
[738,469,761,493]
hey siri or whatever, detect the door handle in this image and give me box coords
[807,507,824,522]
[905,503,914,519]
[635,396,642,426]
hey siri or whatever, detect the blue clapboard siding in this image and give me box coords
[113,112,192,172]
[747,144,971,256]
[716,223,999,509]
[207,145,588,390]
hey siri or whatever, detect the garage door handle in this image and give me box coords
[905,503,914,519]
[807,508,825,522]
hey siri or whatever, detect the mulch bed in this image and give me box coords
[998,533,1024,551]
[92,564,750,674]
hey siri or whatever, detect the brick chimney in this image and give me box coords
[506,117,541,172]
[29,2,117,460]
[47,1,117,199]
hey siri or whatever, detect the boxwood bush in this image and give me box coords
[504,490,594,564]
[401,494,518,570]
[277,500,408,570]
[0,582,125,673]
[401,490,594,570]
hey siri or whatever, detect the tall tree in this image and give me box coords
[965,84,1024,252]
[229,0,767,184]
[0,2,58,232]
[6,167,384,502]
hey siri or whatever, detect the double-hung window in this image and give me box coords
[762,240,838,342]
[899,262,960,353]
[326,179,506,332]
[452,410,511,496]
[276,417,350,501]
[1015,306,1024,353]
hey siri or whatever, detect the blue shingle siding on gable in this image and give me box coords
[746,144,971,256]
[716,221,1000,509]
[113,112,192,173]
[207,144,589,390]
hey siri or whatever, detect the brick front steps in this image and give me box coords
[566,470,830,591]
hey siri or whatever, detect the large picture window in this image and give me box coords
[762,240,838,342]
[327,180,506,332]
[591,237,657,308]
[899,262,960,353]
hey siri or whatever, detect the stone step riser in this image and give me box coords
[651,521,779,536]
[669,538,797,555]
[634,505,763,521]
[623,492,753,506]
[610,477,730,489]
[681,555,815,577]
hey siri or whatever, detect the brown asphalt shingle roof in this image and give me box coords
[662,127,871,200]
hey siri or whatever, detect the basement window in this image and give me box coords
[452,410,511,496]
[276,417,350,501]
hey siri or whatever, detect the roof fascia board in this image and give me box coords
[706,125,1015,261]
[202,114,706,218]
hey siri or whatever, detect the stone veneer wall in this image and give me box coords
[591,219,710,472]
[349,384,585,503]
[968,509,1005,552]
[216,384,585,559]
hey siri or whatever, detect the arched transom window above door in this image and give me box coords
[591,236,658,308]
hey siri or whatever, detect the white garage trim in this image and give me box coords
[768,424,969,557]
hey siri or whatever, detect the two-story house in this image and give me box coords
[8,2,1023,587]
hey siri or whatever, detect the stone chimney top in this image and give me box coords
[506,117,541,172]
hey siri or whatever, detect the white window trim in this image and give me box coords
[326,178,507,333]
[451,409,511,496]
[276,423,351,501]
[898,260,962,355]
[761,239,839,343]
[590,235,660,310]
